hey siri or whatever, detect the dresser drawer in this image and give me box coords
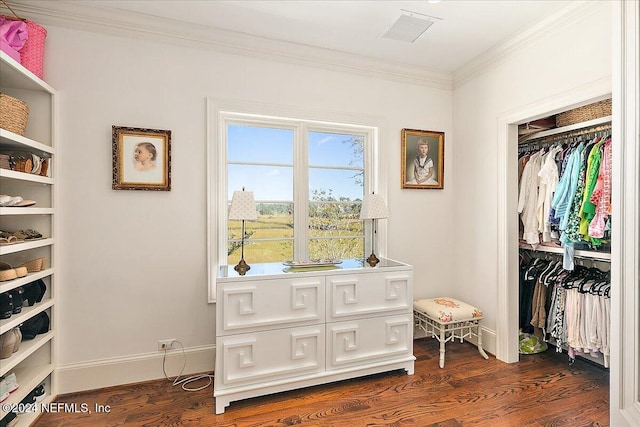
[217,277,325,335]
[326,271,411,321]
[215,325,325,389]
[326,314,413,370]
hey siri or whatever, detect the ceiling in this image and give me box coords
[41,0,573,73]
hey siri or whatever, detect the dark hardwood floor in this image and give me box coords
[33,338,609,426]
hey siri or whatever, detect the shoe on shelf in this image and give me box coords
[21,280,46,307]
[20,257,46,273]
[11,328,21,353]
[0,263,23,282]
[1,373,18,394]
[33,383,45,402]
[0,378,9,403]
[8,289,23,314]
[0,195,36,207]
[0,411,18,427]
[0,330,17,359]
[15,229,43,240]
[0,234,22,246]
[0,293,13,319]
[0,262,27,281]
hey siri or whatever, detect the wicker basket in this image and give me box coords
[0,93,29,135]
[556,99,612,127]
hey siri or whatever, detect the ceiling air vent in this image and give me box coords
[380,10,441,43]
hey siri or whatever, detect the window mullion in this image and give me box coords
[293,122,309,260]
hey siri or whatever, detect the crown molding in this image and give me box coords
[452,1,602,89]
[5,0,453,90]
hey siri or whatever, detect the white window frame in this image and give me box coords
[207,98,387,302]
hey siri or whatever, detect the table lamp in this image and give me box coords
[229,188,258,275]
[359,192,389,267]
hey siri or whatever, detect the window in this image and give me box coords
[225,117,371,264]
[208,100,385,301]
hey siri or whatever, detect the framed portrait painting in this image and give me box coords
[401,128,444,189]
[112,126,171,191]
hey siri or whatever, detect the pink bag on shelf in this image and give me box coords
[0,15,27,62]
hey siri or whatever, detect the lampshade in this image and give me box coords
[229,190,258,220]
[360,193,389,220]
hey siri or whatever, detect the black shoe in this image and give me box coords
[0,293,13,319]
[0,411,17,427]
[34,279,46,303]
[8,289,22,314]
[33,383,45,402]
[21,280,45,306]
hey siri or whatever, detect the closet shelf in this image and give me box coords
[0,51,54,93]
[0,237,54,255]
[0,299,54,335]
[0,269,53,294]
[0,168,53,184]
[519,115,611,143]
[0,129,54,155]
[0,207,53,215]
[0,331,54,377]
[519,244,611,261]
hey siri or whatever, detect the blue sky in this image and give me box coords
[227,125,364,201]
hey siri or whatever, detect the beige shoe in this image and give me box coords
[0,330,17,359]
[12,328,21,353]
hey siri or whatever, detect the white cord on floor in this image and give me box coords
[162,340,214,392]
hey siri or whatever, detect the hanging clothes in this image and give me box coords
[518,125,612,270]
[520,252,611,367]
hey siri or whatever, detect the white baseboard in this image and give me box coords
[56,345,215,394]
[57,327,499,395]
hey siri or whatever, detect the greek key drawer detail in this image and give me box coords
[217,326,325,388]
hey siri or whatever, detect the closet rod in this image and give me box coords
[519,115,612,144]
[519,245,612,261]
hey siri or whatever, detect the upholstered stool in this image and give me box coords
[413,297,489,368]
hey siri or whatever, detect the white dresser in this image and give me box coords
[214,258,414,414]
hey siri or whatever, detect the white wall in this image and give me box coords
[452,2,611,362]
[45,26,454,392]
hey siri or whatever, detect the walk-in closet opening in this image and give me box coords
[516,100,612,371]
[496,96,613,396]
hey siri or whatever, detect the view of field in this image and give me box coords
[228,200,365,264]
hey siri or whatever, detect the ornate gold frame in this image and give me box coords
[112,126,171,191]
[401,128,444,189]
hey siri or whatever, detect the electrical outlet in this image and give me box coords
[158,339,175,351]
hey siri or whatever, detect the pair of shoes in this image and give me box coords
[0,263,27,282]
[0,293,13,319]
[0,373,19,396]
[0,328,21,359]
[21,280,46,307]
[0,231,24,247]
[14,230,43,240]
[19,312,49,340]
[0,195,36,207]
[0,290,24,318]
[20,258,46,273]
[0,373,19,403]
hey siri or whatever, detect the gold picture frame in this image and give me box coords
[112,126,171,191]
[401,128,444,189]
